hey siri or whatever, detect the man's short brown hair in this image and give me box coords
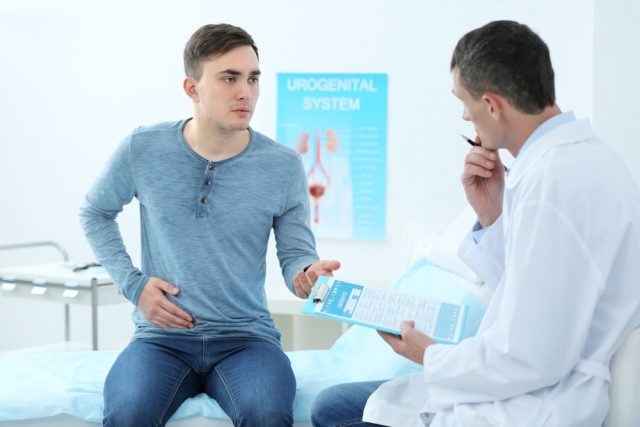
[184,23,258,81]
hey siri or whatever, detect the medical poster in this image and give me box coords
[277,73,387,240]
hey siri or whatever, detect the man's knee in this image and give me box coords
[103,369,178,427]
[234,402,294,427]
[232,381,295,427]
[103,387,162,427]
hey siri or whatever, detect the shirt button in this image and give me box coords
[205,179,211,186]
[208,163,214,170]
[200,196,208,204]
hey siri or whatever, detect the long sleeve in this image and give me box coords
[273,154,319,293]
[421,201,603,409]
[79,135,149,304]
[458,214,505,291]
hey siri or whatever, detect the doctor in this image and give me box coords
[311,20,640,427]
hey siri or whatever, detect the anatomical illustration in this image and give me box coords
[296,129,339,224]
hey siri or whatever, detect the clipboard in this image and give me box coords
[302,276,468,345]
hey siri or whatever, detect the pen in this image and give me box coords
[461,134,481,147]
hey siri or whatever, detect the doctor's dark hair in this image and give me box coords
[184,23,259,81]
[450,20,555,114]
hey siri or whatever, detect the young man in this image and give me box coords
[80,23,339,426]
[311,20,640,427]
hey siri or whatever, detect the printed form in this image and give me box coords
[302,276,468,344]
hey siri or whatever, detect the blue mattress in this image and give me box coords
[0,258,486,423]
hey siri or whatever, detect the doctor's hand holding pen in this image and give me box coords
[461,134,505,228]
[138,277,195,329]
[378,321,435,365]
[292,260,341,299]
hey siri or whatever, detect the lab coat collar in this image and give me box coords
[505,119,595,190]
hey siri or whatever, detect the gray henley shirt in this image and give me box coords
[80,119,319,345]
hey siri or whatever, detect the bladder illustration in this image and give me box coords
[296,129,339,224]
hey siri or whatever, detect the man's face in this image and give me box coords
[191,45,260,133]
[451,68,501,149]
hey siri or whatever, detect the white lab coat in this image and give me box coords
[363,119,640,427]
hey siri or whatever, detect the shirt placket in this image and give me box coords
[196,161,215,217]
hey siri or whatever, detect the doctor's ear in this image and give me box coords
[183,77,200,102]
[482,93,504,120]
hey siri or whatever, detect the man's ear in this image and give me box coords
[482,92,504,120]
[183,77,199,102]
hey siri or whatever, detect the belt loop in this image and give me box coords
[574,358,611,382]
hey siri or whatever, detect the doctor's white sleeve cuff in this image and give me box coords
[472,221,486,243]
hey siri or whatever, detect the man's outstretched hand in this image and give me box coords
[292,260,341,298]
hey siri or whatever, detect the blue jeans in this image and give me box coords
[103,335,295,427]
[311,380,388,427]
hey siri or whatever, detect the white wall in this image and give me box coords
[593,0,640,183]
[0,0,596,351]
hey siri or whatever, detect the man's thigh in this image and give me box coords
[206,339,296,427]
[103,337,200,427]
